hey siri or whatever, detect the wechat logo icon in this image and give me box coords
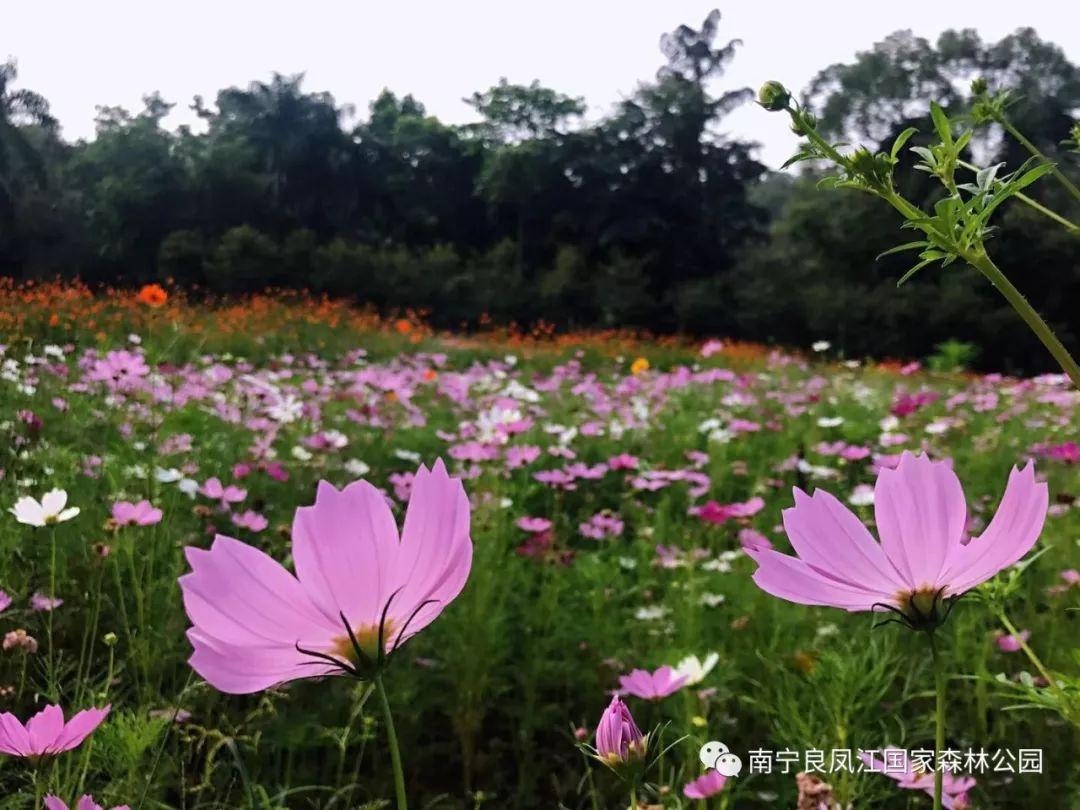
[699,741,743,777]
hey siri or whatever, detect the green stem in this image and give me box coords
[375,676,407,810]
[968,252,1080,388]
[47,527,57,700]
[929,634,946,810]
[629,784,638,810]
[999,116,1080,206]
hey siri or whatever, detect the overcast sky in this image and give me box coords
[5,1,1079,167]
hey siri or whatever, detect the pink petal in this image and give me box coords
[874,452,966,590]
[187,629,337,694]
[291,479,401,625]
[26,704,65,753]
[181,536,338,646]
[76,797,104,810]
[51,706,109,753]
[746,546,894,610]
[387,460,473,640]
[43,798,70,810]
[0,711,32,756]
[783,487,907,595]
[943,462,1048,594]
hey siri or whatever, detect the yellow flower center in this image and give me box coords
[329,620,395,664]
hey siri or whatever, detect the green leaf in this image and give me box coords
[890,127,918,160]
[780,150,815,170]
[876,241,928,261]
[930,101,952,145]
[896,257,938,287]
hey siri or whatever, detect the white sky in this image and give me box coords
[4,0,1079,167]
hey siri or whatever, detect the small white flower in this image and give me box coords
[155,467,183,483]
[291,446,313,461]
[10,489,80,527]
[817,416,844,428]
[617,556,638,570]
[701,558,732,573]
[177,479,199,498]
[812,341,831,353]
[634,605,667,621]
[848,484,875,507]
[700,592,726,608]
[879,415,900,432]
[343,459,371,477]
[393,449,421,463]
[675,652,719,685]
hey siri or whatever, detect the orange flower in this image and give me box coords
[422,369,438,382]
[630,357,650,375]
[136,284,168,308]
[394,318,413,334]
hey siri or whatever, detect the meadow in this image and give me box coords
[0,280,1078,809]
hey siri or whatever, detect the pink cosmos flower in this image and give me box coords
[0,590,11,614]
[180,460,472,693]
[747,452,1047,626]
[995,629,1030,653]
[0,704,110,758]
[198,478,247,505]
[516,517,552,533]
[31,592,63,612]
[684,769,727,799]
[694,496,765,525]
[44,797,130,810]
[594,696,646,765]
[230,510,268,533]
[617,665,688,701]
[111,500,163,527]
[859,750,974,809]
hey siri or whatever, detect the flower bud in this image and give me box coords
[103,632,118,647]
[970,77,988,96]
[757,81,791,112]
[594,696,647,767]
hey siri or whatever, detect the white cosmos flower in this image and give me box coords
[343,459,371,477]
[177,478,199,498]
[155,467,183,483]
[848,484,875,507]
[676,652,720,685]
[817,416,845,428]
[10,489,80,527]
[812,340,831,352]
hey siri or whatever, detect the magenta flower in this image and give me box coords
[859,750,974,809]
[111,500,163,527]
[684,769,727,799]
[198,478,247,505]
[995,629,1031,653]
[594,696,646,766]
[516,516,552,533]
[180,460,472,693]
[30,592,63,612]
[230,510,268,533]
[617,665,688,701]
[0,590,11,614]
[0,704,109,758]
[45,797,129,810]
[746,452,1047,627]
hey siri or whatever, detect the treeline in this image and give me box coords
[1,14,1079,371]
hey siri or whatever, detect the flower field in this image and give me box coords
[1,282,1078,809]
